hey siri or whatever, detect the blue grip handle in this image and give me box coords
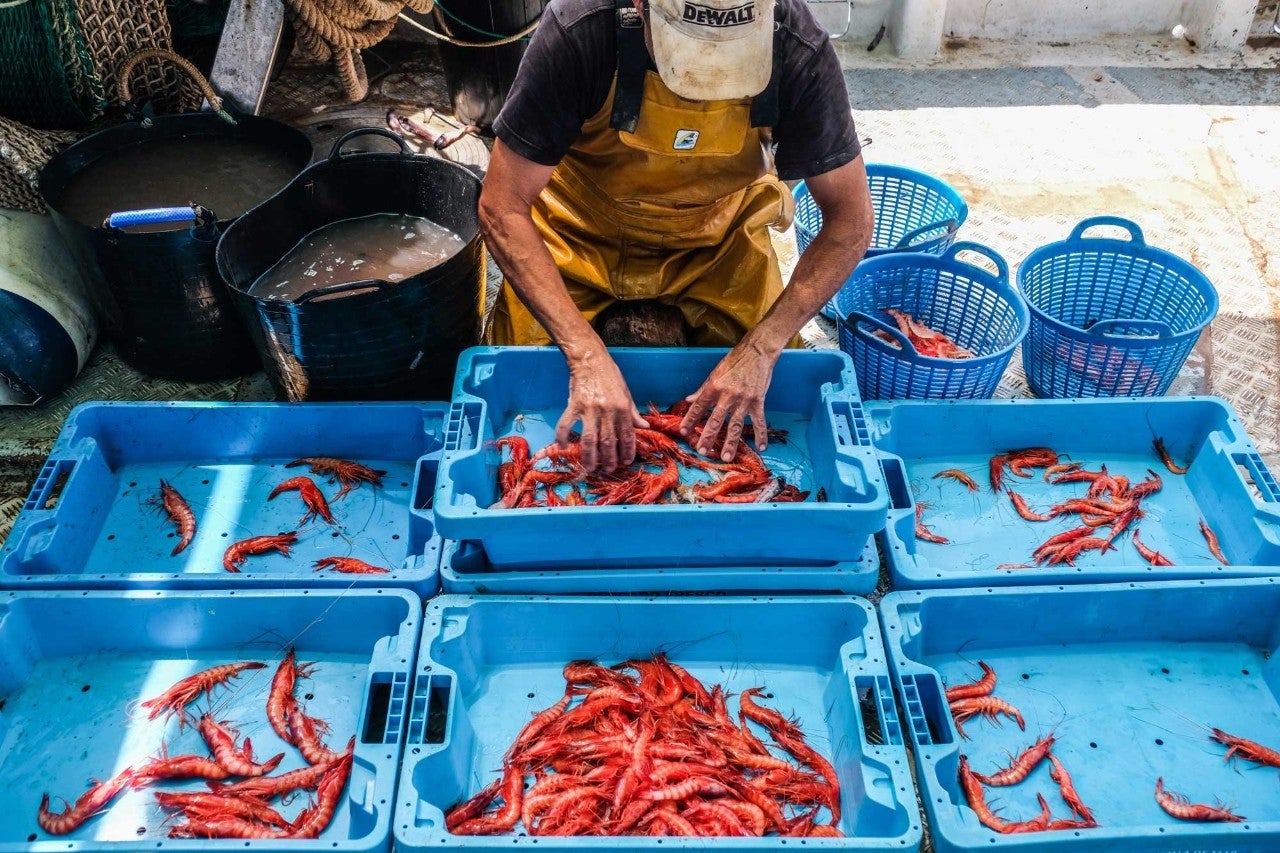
[106,206,198,229]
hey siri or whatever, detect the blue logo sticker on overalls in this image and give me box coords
[673,129,700,150]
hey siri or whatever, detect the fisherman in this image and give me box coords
[481,0,874,470]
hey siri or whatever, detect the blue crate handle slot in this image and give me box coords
[329,127,412,159]
[942,240,1010,283]
[105,204,212,230]
[1087,318,1175,339]
[859,674,905,747]
[894,217,959,251]
[845,310,933,364]
[1234,451,1280,505]
[292,278,390,304]
[21,458,76,513]
[443,401,482,453]
[1068,215,1146,244]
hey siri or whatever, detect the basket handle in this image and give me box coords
[292,279,392,304]
[894,218,959,251]
[1068,216,1146,244]
[118,48,236,125]
[1087,318,1174,339]
[941,241,1009,283]
[329,128,413,160]
[844,310,928,363]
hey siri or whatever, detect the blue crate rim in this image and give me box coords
[831,243,1029,365]
[404,593,924,849]
[439,347,883,517]
[1017,222,1219,345]
[869,395,1280,589]
[878,578,1280,849]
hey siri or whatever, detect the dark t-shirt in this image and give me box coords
[493,0,860,181]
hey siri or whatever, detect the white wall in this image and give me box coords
[942,0,1190,39]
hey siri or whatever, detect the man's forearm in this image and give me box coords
[751,212,874,352]
[481,206,606,365]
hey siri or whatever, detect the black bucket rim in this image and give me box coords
[215,126,485,302]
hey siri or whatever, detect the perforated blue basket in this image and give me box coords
[793,164,968,320]
[1019,216,1219,398]
[832,242,1028,400]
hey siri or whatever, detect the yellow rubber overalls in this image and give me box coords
[488,0,795,346]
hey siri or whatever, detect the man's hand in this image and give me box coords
[557,349,648,472]
[680,336,781,461]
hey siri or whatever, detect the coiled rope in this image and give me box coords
[282,0,542,101]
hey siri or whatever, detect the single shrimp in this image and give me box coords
[957,755,1009,832]
[989,454,1008,493]
[1210,727,1280,769]
[915,502,950,545]
[155,480,197,556]
[313,556,390,574]
[933,469,978,491]
[1153,438,1189,475]
[1047,753,1096,824]
[287,705,342,765]
[287,456,386,499]
[1132,529,1174,566]
[132,751,231,787]
[207,740,352,799]
[975,734,1055,786]
[267,647,315,743]
[222,532,298,572]
[1199,519,1230,565]
[1009,491,1056,522]
[945,661,997,703]
[138,661,265,726]
[1155,777,1244,822]
[268,476,336,525]
[1002,793,1053,834]
[287,751,354,839]
[153,791,291,829]
[37,767,135,835]
[198,713,285,777]
[950,696,1026,733]
[1044,461,1082,482]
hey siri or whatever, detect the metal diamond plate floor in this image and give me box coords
[5,54,1280,547]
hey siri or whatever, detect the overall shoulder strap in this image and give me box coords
[610,0,647,133]
[748,1,786,128]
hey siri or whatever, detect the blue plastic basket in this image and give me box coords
[396,594,922,851]
[831,243,1028,400]
[0,588,420,852]
[793,164,968,320]
[880,579,1280,853]
[1018,216,1219,397]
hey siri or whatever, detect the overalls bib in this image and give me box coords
[488,0,796,346]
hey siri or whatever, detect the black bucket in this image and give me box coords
[435,0,546,128]
[215,128,484,402]
[39,112,313,381]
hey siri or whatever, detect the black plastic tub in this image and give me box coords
[216,128,484,402]
[39,111,312,381]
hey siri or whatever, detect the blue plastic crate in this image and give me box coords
[395,594,922,851]
[0,588,421,852]
[434,347,887,569]
[832,243,1028,400]
[870,397,1280,589]
[793,165,968,321]
[437,535,881,594]
[880,579,1280,853]
[1,401,445,593]
[1019,217,1219,398]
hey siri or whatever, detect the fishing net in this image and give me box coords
[76,0,198,114]
[0,0,100,128]
[0,117,77,214]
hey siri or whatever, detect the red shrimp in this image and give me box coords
[1153,438,1189,475]
[37,767,135,835]
[950,696,1026,736]
[975,734,1055,786]
[153,791,291,829]
[1009,491,1056,522]
[957,755,1009,832]
[168,817,287,839]
[313,556,390,574]
[268,476,336,525]
[207,741,352,798]
[1210,727,1280,769]
[1155,777,1244,822]
[267,646,315,743]
[915,502,950,544]
[138,661,265,726]
[1200,519,1230,565]
[198,713,285,777]
[133,751,231,787]
[989,454,1008,492]
[288,751,354,839]
[288,456,386,499]
[933,469,979,491]
[1002,793,1053,834]
[155,480,197,555]
[286,705,342,765]
[222,533,298,572]
[1132,529,1174,566]
[1047,753,1096,824]
[945,661,997,703]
